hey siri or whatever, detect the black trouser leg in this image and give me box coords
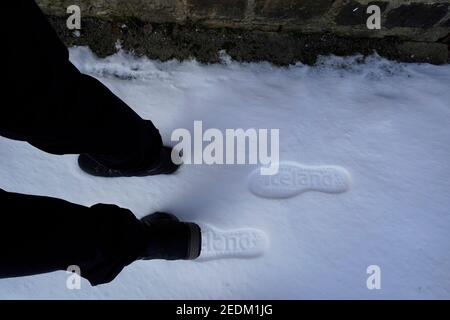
[0,1,164,285]
[0,189,147,285]
[2,0,163,169]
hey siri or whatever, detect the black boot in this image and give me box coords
[78,146,180,177]
[139,212,201,260]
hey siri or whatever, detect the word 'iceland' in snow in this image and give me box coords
[171,121,279,175]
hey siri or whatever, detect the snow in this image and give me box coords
[1,47,450,299]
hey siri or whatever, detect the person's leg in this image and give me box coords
[2,1,166,173]
[0,188,145,285]
[0,188,201,285]
[0,2,198,285]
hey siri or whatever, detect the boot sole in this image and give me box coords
[185,222,202,260]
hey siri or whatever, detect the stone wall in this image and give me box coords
[36,0,450,64]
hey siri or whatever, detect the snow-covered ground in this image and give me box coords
[1,47,450,299]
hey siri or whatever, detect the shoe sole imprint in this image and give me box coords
[197,224,268,261]
[248,161,351,199]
